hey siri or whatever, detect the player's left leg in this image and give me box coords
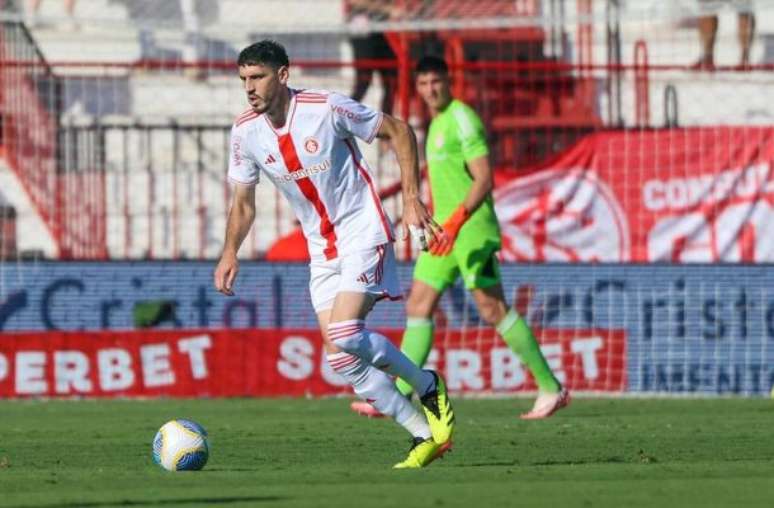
[326,292,452,466]
[471,284,569,419]
[460,244,569,419]
[352,254,454,417]
[332,244,455,447]
[311,257,435,452]
[318,304,435,444]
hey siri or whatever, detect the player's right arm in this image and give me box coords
[214,183,256,296]
[215,122,260,296]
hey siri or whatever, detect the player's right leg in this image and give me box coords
[394,279,445,396]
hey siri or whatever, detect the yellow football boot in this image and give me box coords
[393,437,452,469]
[419,371,455,445]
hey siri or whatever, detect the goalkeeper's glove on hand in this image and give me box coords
[429,204,470,256]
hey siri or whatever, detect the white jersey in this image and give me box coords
[228,88,395,261]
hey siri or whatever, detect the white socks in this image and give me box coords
[327,351,431,439]
[329,319,435,396]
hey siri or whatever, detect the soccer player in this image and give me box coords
[352,55,570,420]
[213,41,454,468]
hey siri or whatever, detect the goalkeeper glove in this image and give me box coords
[429,204,470,256]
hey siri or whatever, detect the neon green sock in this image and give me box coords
[497,309,561,393]
[395,317,434,397]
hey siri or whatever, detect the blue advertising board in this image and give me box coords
[1,262,772,395]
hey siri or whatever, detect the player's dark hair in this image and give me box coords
[238,40,290,69]
[415,55,448,75]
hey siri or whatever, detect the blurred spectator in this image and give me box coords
[180,0,206,79]
[696,0,755,69]
[26,0,77,30]
[112,0,225,79]
[346,0,398,113]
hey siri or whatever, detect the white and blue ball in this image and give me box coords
[152,419,209,471]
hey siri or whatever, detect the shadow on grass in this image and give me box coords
[458,456,628,468]
[9,496,284,508]
[461,461,519,467]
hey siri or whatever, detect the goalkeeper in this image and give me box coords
[352,56,569,419]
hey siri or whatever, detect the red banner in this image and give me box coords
[0,328,626,398]
[494,127,774,262]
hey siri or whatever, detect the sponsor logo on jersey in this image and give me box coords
[330,104,366,123]
[273,159,332,183]
[231,136,243,166]
[304,137,320,154]
[264,154,276,165]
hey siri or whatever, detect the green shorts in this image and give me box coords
[413,237,501,291]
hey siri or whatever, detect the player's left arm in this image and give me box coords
[328,92,439,247]
[377,114,441,248]
[460,155,493,216]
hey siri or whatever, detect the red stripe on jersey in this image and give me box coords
[277,133,338,260]
[344,139,394,242]
[235,113,259,127]
[235,108,254,120]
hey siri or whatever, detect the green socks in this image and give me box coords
[393,311,559,396]
[496,309,561,393]
[395,317,434,396]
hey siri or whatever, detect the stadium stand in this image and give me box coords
[3,0,774,260]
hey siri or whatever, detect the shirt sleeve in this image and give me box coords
[452,104,489,162]
[227,125,260,185]
[328,92,384,143]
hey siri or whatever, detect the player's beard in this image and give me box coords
[248,95,268,114]
[249,81,282,115]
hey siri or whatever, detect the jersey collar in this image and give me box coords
[264,88,299,136]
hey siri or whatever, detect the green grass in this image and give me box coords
[0,398,773,508]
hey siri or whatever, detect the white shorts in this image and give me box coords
[309,243,403,313]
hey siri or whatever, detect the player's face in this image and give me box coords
[415,71,452,112]
[239,63,289,114]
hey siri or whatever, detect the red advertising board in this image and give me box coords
[494,127,774,262]
[0,328,626,398]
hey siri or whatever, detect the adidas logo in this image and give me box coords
[264,154,276,165]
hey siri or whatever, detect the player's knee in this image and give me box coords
[478,301,506,326]
[405,292,434,318]
[328,319,366,355]
[328,322,391,368]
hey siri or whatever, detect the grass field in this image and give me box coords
[0,397,772,508]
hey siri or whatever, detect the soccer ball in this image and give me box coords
[152,419,209,471]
